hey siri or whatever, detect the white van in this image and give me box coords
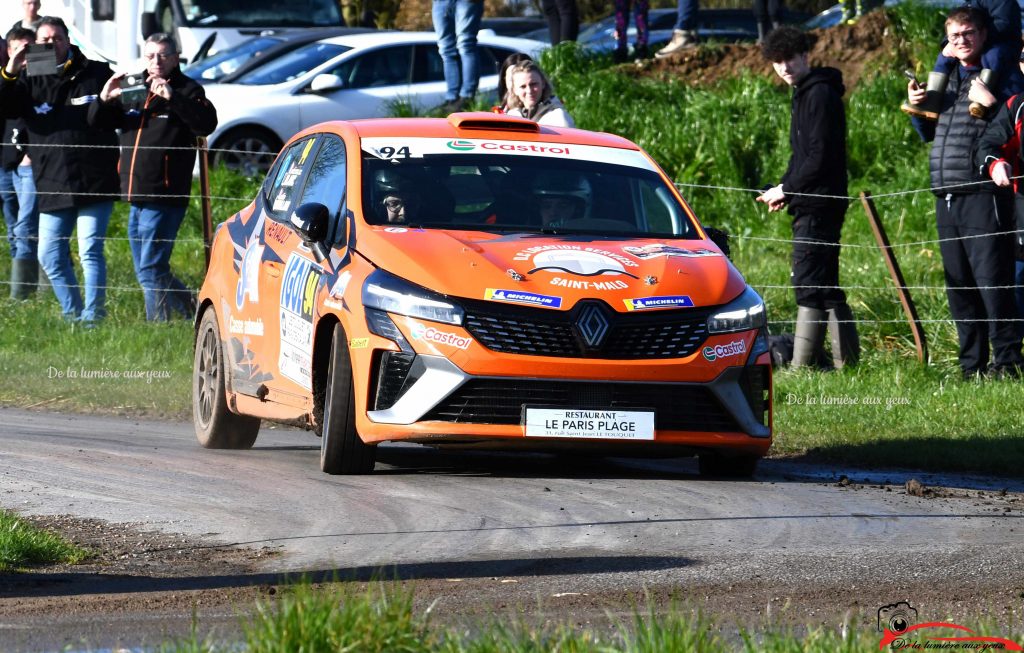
[21,0,344,70]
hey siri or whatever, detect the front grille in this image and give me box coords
[423,379,739,432]
[462,298,711,359]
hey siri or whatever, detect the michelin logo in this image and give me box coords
[622,295,694,311]
[702,340,747,362]
[485,288,563,309]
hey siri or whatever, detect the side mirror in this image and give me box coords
[140,11,160,39]
[291,202,330,262]
[309,73,345,93]
[704,226,731,258]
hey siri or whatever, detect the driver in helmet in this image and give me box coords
[374,168,421,224]
[531,172,592,228]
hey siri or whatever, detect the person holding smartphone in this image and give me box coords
[0,15,119,324]
[88,33,217,321]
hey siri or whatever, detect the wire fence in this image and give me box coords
[1,141,1022,330]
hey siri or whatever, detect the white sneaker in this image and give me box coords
[655,29,698,58]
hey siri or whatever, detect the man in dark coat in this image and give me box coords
[908,6,1024,379]
[0,16,119,323]
[88,33,218,321]
[756,26,859,369]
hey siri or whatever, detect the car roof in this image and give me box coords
[310,113,642,150]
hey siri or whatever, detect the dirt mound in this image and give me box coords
[630,10,904,90]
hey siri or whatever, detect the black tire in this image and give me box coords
[193,308,261,449]
[697,453,760,478]
[211,127,281,177]
[320,324,376,474]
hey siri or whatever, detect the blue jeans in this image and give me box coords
[11,165,38,261]
[37,201,113,322]
[432,0,483,101]
[128,202,192,321]
[673,0,698,30]
[0,167,18,258]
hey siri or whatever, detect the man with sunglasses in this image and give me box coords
[88,33,217,321]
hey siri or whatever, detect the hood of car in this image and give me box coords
[355,227,746,312]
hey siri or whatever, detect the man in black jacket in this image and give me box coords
[0,16,119,323]
[88,33,218,321]
[756,27,859,369]
[908,6,1023,379]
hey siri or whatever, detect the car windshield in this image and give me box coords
[177,0,343,27]
[360,148,698,238]
[183,36,280,81]
[234,43,351,85]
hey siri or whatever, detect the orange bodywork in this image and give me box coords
[197,113,773,459]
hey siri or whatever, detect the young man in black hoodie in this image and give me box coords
[756,26,859,369]
[88,33,217,321]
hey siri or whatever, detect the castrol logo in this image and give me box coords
[702,340,746,362]
[410,322,472,350]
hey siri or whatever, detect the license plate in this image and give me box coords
[524,407,655,440]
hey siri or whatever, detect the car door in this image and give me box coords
[298,44,416,124]
[409,43,450,108]
[245,135,322,405]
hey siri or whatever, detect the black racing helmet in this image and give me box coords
[531,171,592,221]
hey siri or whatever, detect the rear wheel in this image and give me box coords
[697,453,760,478]
[193,308,260,449]
[320,324,376,475]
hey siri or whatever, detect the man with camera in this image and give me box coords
[88,33,218,321]
[0,15,119,324]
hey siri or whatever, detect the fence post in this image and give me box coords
[197,136,213,270]
[860,190,928,364]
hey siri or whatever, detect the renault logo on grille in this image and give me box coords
[576,304,610,349]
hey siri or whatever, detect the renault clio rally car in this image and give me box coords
[192,113,772,477]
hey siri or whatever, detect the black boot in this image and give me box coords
[613,45,628,63]
[633,44,649,60]
[9,258,38,300]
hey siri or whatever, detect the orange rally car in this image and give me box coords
[192,113,772,476]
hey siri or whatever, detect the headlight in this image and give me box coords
[707,286,766,334]
[361,269,465,326]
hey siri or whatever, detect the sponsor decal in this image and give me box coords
[360,138,656,170]
[280,165,303,189]
[278,255,322,388]
[329,270,352,299]
[323,299,345,311]
[623,244,723,260]
[229,317,265,336]
[515,246,640,280]
[384,226,407,233]
[702,340,746,362]
[485,288,563,309]
[550,277,629,291]
[298,138,316,165]
[409,322,472,350]
[234,241,264,309]
[623,295,695,311]
[349,337,369,349]
[34,102,53,115]
[266,222,290,245]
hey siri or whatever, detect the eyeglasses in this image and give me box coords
[144,52,176,61]
[383,198,406,212]
[947,28,977,43]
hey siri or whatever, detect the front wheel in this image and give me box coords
[193,308,260,449]
[320,324,376,474]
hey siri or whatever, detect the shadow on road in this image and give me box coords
[0,554,694,599]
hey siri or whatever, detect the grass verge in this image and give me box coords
[0,510,89,571]
[155,581,1024,653]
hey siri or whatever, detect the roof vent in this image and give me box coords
[448,112,541,133]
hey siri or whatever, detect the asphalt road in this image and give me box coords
[1,407,1022,649]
